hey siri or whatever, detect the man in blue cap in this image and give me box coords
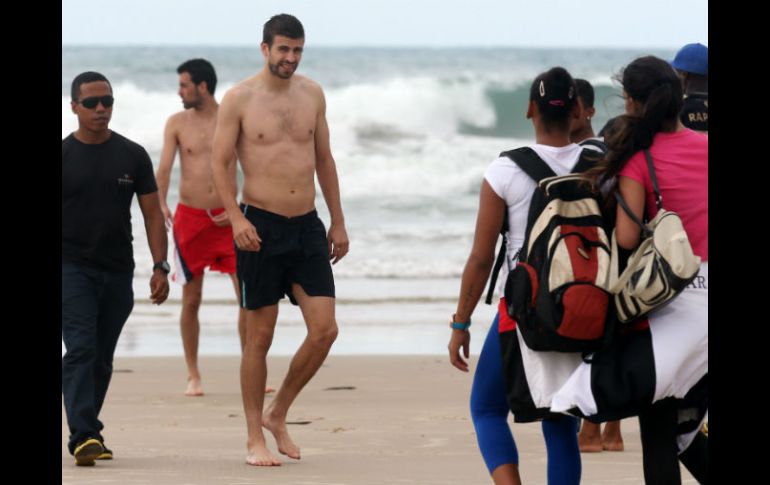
[672,43,708,133]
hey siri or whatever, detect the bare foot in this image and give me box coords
[265,386,276,394]
[185,377,204,396]
[601,433,624,451]
[601,421,624,451]
[246,441,282,466]
[602,439,624,451]
[263,411,301,459]
[578,421,603,453]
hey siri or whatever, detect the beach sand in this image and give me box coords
[62,355,698,484]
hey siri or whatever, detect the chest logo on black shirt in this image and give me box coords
[117,174,134,186]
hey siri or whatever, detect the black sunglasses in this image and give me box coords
[78,95,114,109]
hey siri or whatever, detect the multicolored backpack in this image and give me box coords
[496,147,613,353]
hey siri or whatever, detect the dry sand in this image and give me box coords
[62,355,698,484]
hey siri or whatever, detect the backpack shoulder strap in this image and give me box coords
[485,148,541,305]
[485,231,508,305]
[643,149,664,211]
[485,152,511,304]
[485,147,553,304]
[572,147,602,174]
[578,138,607,153]
[500,147,557,183]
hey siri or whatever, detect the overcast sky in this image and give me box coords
[62,0,708,49]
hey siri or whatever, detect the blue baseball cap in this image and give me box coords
[671,43,708,75]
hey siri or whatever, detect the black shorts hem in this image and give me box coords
[240,282,336,310]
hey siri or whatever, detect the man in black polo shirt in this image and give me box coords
[62,71,170,466]
[671,43,708,133]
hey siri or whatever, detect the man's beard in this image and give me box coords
[268,61,297,79]
[182,93,201,109]
[182,99,200,109]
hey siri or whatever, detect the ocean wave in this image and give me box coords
[62,74,622,150]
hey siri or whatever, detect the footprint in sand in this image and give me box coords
[324,386,356,391]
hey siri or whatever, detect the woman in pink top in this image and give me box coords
[610,55,708,485]
[550,56,708,484]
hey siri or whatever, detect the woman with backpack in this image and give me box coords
[551,56,708,484]
[447,67,588,485]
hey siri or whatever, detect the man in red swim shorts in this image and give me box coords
[156,59,270,396]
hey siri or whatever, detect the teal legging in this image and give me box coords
[469,313,581,484]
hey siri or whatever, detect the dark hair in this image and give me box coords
[529,67,577,131]
[682,72,708,94]
[597,116,618,138]
[591,56,683,200]
[71,71,112,102]
[177,58,217,95]
[263,13,304,46]
[574,79,595,108]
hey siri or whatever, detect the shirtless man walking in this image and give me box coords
[211,14,349,466]
[156,59,250,396]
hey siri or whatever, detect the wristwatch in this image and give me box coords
[153,261,171,274]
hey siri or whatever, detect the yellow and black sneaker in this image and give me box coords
[96,442,113,460]
[74,438,104,466]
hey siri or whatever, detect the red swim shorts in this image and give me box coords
[172,203,236,284]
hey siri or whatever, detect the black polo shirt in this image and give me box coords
[62,131,157,272]
[680,93,708,132]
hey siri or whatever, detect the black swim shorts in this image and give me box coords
[236,204,335,309]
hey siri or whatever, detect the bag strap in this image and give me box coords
[502,147,557,182]
[485,235,508,304]
[572,147,602,173]
[615,190,650,236]
[484,148,553,304]
[506,147,556,261]
[643,149,664,211]
[579,138,608,153]
[615,149,664,235]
